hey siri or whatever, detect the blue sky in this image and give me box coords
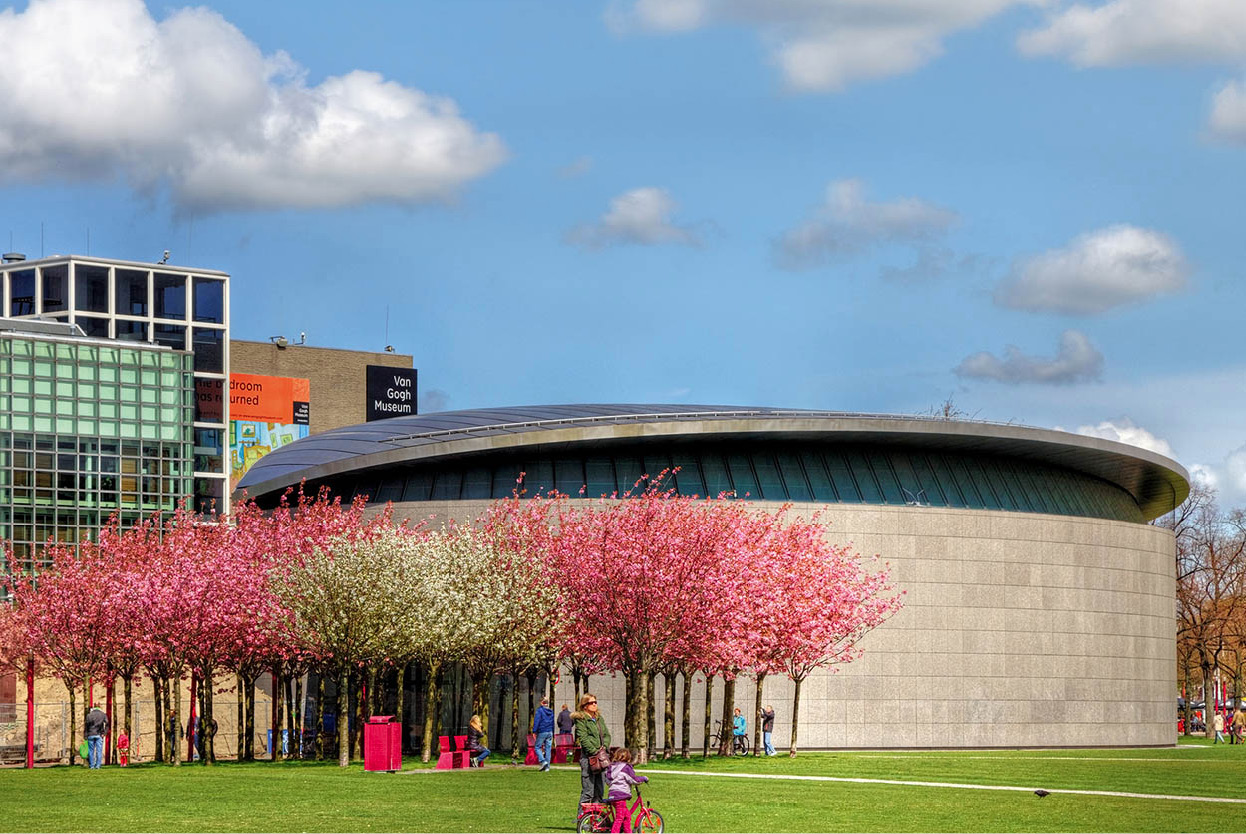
[1,0,1244,499]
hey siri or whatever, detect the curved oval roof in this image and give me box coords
[234,404,1190,519]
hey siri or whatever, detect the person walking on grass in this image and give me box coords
[1231,708,1245,744]
[605,747,648,833]
[533,696,555,771]
[558,703,574,736]
[574,693,611,816]
[1214,711,1225,744]
[467,715,490,767]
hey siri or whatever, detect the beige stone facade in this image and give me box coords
[385,499,1177,749]
[229,339,412,435]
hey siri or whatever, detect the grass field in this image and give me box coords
[1,739,1243,832]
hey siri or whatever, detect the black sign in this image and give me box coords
[366,366,417,421]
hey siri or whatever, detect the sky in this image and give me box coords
[0,0,1243,501]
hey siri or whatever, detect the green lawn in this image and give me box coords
[1,740,1243,832]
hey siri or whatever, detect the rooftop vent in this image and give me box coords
[2,252,26,263]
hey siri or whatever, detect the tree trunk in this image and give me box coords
[526,667,539,754]
[752,673,765,756]
[1202,656,1215,740]
[511,670,521,760]
[646,672,657,760]
[702,674,713,758]
[271,668,283,762]
[204,669,217,765]
[421,660,441,763]
[663,672,676,759]
[153,678,164,763]
[106,677,115,765]
[626,668,649,764]
[294,673,304,760]
[395,664,406,758]
[285,675,297,760]
[68,686,78,766]
[719,677,735,756]
[337,665,351,767]
[172,677,182,767]
[680,667,691,759]
[789,676,803,757]
[314,674,326,760]
[236,674,246,760]
[123,674,133,763]
[470,670,489,740]
[245,674,257,761]
[356,668,367,760]
[573,666,581,708]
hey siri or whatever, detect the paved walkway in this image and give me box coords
[629,767,1246,805]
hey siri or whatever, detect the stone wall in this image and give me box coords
[387,500,1177,749]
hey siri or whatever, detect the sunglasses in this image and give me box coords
[584,701,597,706]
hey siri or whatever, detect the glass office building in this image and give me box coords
[0,254,229,514]
[0,318,195,568]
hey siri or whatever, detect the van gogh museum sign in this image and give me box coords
[366,365,417,421]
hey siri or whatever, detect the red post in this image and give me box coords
[25,658,35,769]
[188,672,198,762]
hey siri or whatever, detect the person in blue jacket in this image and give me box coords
[732,707,746,750]
[532,696,555,771]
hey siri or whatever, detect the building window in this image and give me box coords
[154,272,186,320]
[115,269,148,316]
[74,265,110,314]
[191,328,223,373]
[192,277,224,324]
[153,323,186,351]
[115,320,147,342]
[76,317,110,338]
[9,269,34,316]
[40,265,68,313]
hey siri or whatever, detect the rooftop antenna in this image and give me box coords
[384,305,390,349]
[40,222,44,258]
[86,227,90,256]
[158,250,170,264]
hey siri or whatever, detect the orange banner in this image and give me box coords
[228,373,309,423]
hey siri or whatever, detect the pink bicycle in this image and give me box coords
[577,787,664,833]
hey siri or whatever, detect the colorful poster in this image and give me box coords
[228,374,310,490]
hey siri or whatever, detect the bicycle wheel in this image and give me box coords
[577,809,610,834]
[735,734,749,755]
[638,808,664,834]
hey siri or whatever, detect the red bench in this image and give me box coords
[435,735,471,769]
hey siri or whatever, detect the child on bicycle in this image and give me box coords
[605,748,648,833]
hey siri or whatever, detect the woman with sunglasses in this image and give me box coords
[572,693,612,816]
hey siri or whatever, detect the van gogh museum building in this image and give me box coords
[237,404,1190,749]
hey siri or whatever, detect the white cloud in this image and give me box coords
[1187,463,1220,489]
[1018,0,1246,66]
[0,0,506,212]
[1065,417,1177,458]
[776,179,957,270]
[1209,78,1246,143]
[994,225,1188,315]
[566,187,700,249]
[610,0,1029,92]
[954,330,1104,385]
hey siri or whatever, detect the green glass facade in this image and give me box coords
[0,331,194,568]
[323,441,1145,523]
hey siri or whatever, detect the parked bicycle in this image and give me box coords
[578,786,664,833]
[705,719,749,755]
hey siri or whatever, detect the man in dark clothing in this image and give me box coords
[84,707,108,769]
[532,697,555,771]
[557,704,573,735]
[761,705,776,756]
